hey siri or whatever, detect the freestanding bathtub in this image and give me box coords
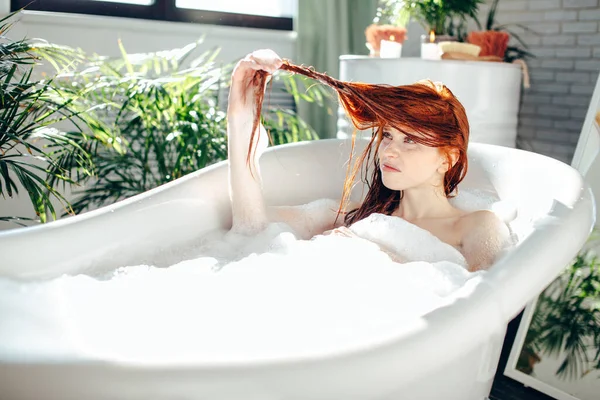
[0,139,595,400]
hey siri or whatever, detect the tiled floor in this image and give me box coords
[488,313,555,400]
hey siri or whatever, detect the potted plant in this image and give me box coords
[0,13,329,227]
[517,230,600,381]
[374,0,484,41]
[467,0,535,63]
[48,41,329,215]
[0,11,96,226]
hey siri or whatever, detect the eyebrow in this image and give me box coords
[390,128,419,139]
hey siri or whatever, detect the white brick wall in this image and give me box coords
[488,0,600,163]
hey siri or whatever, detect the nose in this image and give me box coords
[381,140,400,158]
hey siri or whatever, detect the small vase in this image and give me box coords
[365,24,407,58]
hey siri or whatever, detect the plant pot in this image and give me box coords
[467,31,510,58]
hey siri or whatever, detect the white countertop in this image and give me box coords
[339,55,521,70]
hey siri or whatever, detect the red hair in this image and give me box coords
[247,61,469,226]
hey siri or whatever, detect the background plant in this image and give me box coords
[374,0,484,38]
[1,9,329,226]
[0,11,98,225]
[479,0,535,62]
[50,40,329,214]
[517,231,600,381]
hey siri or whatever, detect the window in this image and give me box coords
[176,0,295,18]
[11,0,296,30]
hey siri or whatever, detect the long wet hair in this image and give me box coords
[246,60,469,226]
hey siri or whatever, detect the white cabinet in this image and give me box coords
[337,56,523,148]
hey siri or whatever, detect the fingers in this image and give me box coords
[235,49,283,76]
[330,227,356,238]
[320,227,350,237]
[228,49,283,113]
[249,49,283,73]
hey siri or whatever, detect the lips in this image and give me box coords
[382,162,401,172]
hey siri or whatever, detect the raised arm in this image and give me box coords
[227,49,361,239]
[227,49,282,235]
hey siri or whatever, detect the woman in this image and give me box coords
[227,49,510,272]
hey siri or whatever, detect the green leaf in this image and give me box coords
[118,39,135,76]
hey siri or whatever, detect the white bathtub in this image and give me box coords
[0,139,595,400]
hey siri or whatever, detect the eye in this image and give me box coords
[382,131,393,140]
[404,136,416,144]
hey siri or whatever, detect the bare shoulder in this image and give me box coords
[457,210,511,271]
[458,209,506,231]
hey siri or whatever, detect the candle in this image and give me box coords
[380,35,402,58]
[421,30,441,60]
[421,43,440,60]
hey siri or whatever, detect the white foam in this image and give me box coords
[0,189,512,365]
[350,213,468,266]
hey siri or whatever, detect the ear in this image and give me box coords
[438,149,459,174]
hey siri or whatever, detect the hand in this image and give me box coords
[228,49,283,114]
[322,226,360,238]
[234,49,283,77]
[323,226,405,263]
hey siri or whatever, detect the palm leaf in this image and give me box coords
[525,242,600,380]
[0,215,37,226]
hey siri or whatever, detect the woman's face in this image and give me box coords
[377,126,449,192]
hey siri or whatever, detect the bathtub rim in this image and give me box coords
[0,154,229,238]
[0,138,580,237]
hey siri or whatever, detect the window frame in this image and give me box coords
[10,0,294,31]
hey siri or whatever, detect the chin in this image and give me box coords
[381,177,406,192]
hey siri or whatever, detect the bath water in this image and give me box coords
[0,188,516,365]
